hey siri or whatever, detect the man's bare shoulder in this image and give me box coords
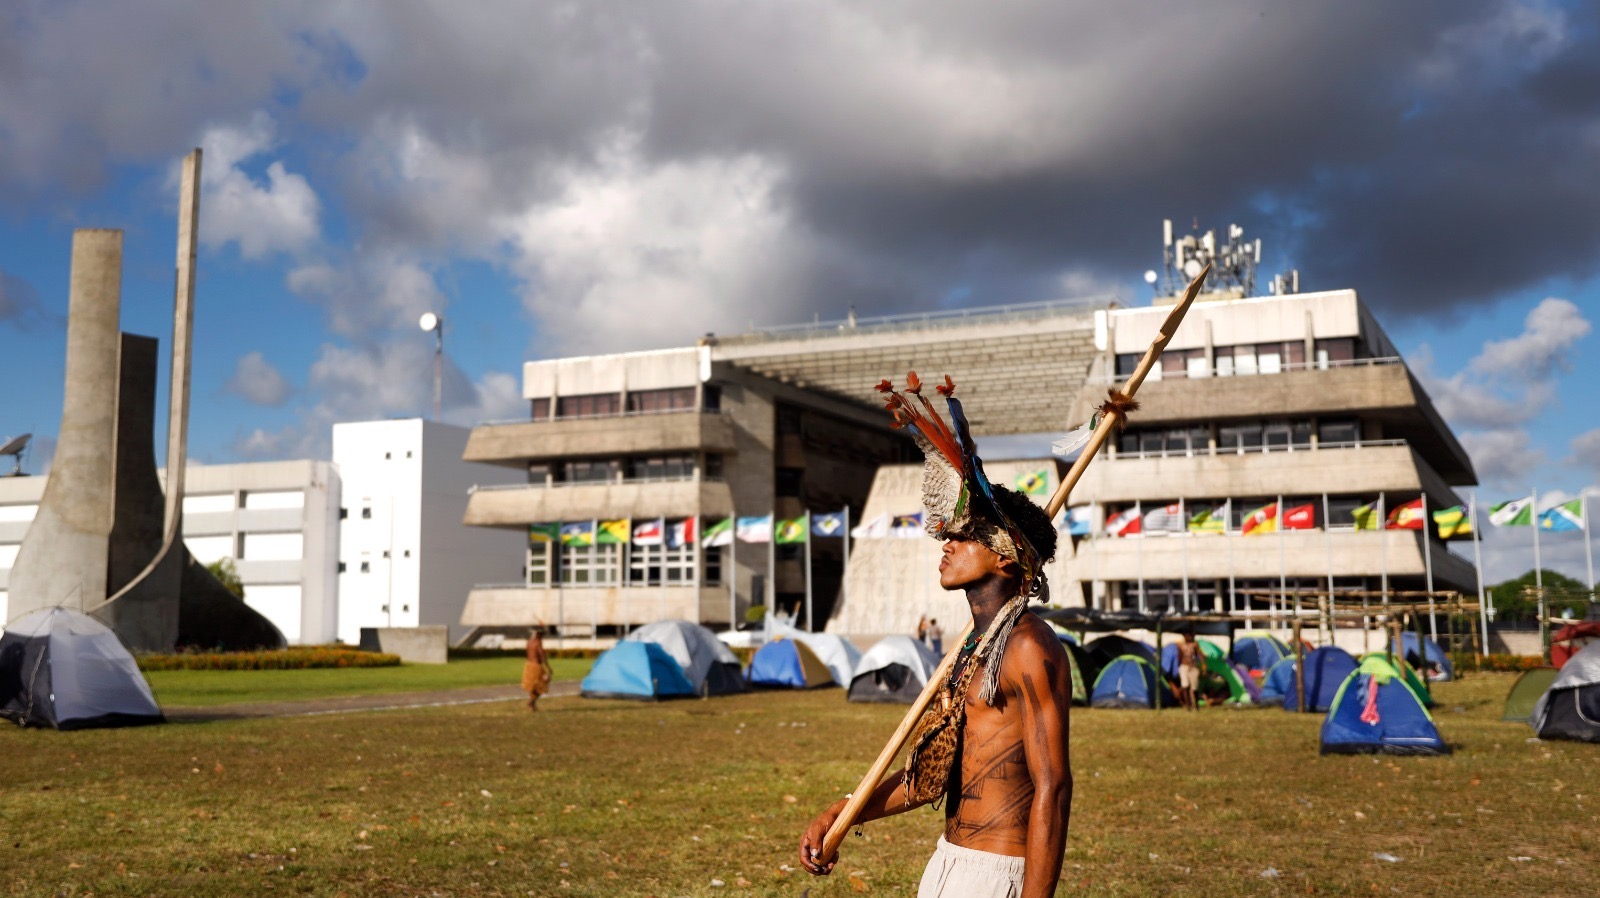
[998,614,1070,682]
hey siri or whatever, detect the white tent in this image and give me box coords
[624,620,746,696]
[1531,641,1600,743]
[0,607,164,730]
[790,631,862,687]
[848,635,941,703]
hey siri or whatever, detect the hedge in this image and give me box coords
[1447,652,1547,673]
[138,647,401,671]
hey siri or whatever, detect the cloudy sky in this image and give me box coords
[2,1,1598,584]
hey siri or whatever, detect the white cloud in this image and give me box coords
[1468,297,1591,382]
[288,255,445,339]
[193,112,320,259]
[1571,429,1600,475]
[224,351,293,407]
[1459,429,1545,487]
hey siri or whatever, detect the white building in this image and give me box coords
[333,419,524,645]
[0,460,341,643]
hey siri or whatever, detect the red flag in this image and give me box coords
[1106,507,1143,536]
[1386,498,1424,530]
[1241,502,1277,535]
[1282,503,1317,530]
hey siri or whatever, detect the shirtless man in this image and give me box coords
[799,491,1073,898]
[1174,629,1202,712]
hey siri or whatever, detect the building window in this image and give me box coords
[702,384,722,411]
[1325,496,1366,530]
[556,393,620,419]
[1263,422,1311,451]
[361,506,372,519]
[1159,348,1207,379]
[1318,419,1361,446]
[1314,338,1358,368]
[628,454,695,482]
[626,387,695,414]
[704,453,725,479]
[628,544,697,586]
[527,543,553,586]
[530,397,552,420]
[704,546,725,586]
[339,507,348,520]
[337,561,347,573]
[1217,423,1263,453]
[776,405,804,436]
[360,561,370,573]
[556,459,620,484]
[1115,353,1142,377]
[559,544,622,586]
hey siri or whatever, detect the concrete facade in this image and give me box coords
[334,419,525,645]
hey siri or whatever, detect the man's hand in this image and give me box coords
[798,803,843,876]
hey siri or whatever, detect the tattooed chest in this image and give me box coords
[946,738,1033,844]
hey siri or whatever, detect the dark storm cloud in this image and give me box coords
[2,0,1596,334]
[0,269,59,330]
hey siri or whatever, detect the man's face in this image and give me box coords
[939,536,1011,590]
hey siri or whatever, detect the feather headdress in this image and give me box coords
[876,372,1045,599]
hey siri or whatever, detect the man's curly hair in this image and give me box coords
[990,484,1057,565]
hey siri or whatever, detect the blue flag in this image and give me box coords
[811,512,846,537]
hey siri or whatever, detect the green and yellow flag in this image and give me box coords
[775,516,809,544]
[597,519,631,544]
[528,522,561,544]
[1350,502,1381,531]
[1433,505,1471,539]
[1014,469,1049,496]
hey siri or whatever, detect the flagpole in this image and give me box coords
[767,512,777,625]
[690,516,701,618]
[657,516,667,623]
[1584,492,1595,601]
[1276,495,1286,629]
[803,510,814,632]
[1227,501,1236,616]
[1091,501,1102,611]
[1322,492,1334,644]
[841,506,852,630]
[1422,493,1436,641]
[591,518,599,642]
[728,514,738,635]
[1533,486,1546,657]
[1136,500,1146,613]
[1469,493,1489,657]
[1179,497,1190,612]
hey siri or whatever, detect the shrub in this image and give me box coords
[138,646,401,671]
[1448,652,1547,673]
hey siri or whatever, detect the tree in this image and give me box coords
[1489,569,1589,622]
[206,557,245,599]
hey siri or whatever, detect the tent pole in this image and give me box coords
[1294,618,1305,713]
[1154,617,1163,712]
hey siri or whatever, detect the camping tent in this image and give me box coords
[1084,635,1157,681]
[0,607,164,730]
[624,621,746,696]
[1358,652,1432,707]
[1320,654,1449,755]
[746,637,836,688]
[1275,646,1359,713]
[1060,639,1090,706]
[1259,658,1294,706]
[792,632,863,688]
[1161,639,1253,704]
[580,642,696,700]
[848,636,941,703]
[1090,655,1175,709]
[1502,667,1558,723]
[1531,642,1600,742]
[1230,631,1291,676]
[1392,632,1454,681]
[1550,622,1600,669]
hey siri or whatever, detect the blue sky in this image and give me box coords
[2,1,1598,584]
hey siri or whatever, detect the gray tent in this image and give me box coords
[1531,641,1600,743]
[848,635,941,703]
[0,607,164,730]
[624,620,746,696]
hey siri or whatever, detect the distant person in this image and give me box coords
[926,618,944,655]
[916,615,929,645]
[522,628,552,712]
[1174,630,1202,712]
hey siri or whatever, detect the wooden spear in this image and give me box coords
[818,264,1211,861]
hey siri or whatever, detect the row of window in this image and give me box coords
[527,543,726,587]
[529,386,721,421]
[1106,577,1370,613]
[1117,337,1364,380]
[526,453,720,485]
[1116,418,1362,456]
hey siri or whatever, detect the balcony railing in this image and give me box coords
[1086,355,1403,385]
[720,295,1114,344]
[1111,438,1408,461]
[476,406,727,428]
[469,475,723,493]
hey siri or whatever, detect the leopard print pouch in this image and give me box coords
[903,654,981,807]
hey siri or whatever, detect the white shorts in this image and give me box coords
[917,836,1026,898]
[1178,664,1201,690]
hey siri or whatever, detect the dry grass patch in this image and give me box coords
[1,673,1596,896]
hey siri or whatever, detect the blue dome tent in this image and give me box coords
[1393,631,1454,681]
[745,637,836,689]
[580,642,696,700]
[1230,631,1291,676]
[1275,646,1359,712]
[1090,655,1175,709]
[1320,654,1448,755]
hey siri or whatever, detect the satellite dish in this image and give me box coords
[0,433,30,456]
[418,312,439,332]
[1182,258,1204,279]
[1143,270,1159,285]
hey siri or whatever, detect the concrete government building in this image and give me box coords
[460,226,1477,643]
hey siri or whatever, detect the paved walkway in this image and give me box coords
[165,680,581,723]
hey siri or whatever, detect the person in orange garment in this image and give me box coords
[521,628,552,711]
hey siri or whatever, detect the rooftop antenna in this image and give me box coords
[1157,218,1278,299]
[1,433,31,476]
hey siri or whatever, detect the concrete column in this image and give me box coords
[6,230,123,617]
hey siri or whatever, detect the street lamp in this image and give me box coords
[419,312,443,421]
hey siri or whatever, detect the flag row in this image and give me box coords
[527,512,852,547]
[1072,495,1590,539]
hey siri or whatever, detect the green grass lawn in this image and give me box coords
[143,657,593,707]
[3,673,1596,897]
